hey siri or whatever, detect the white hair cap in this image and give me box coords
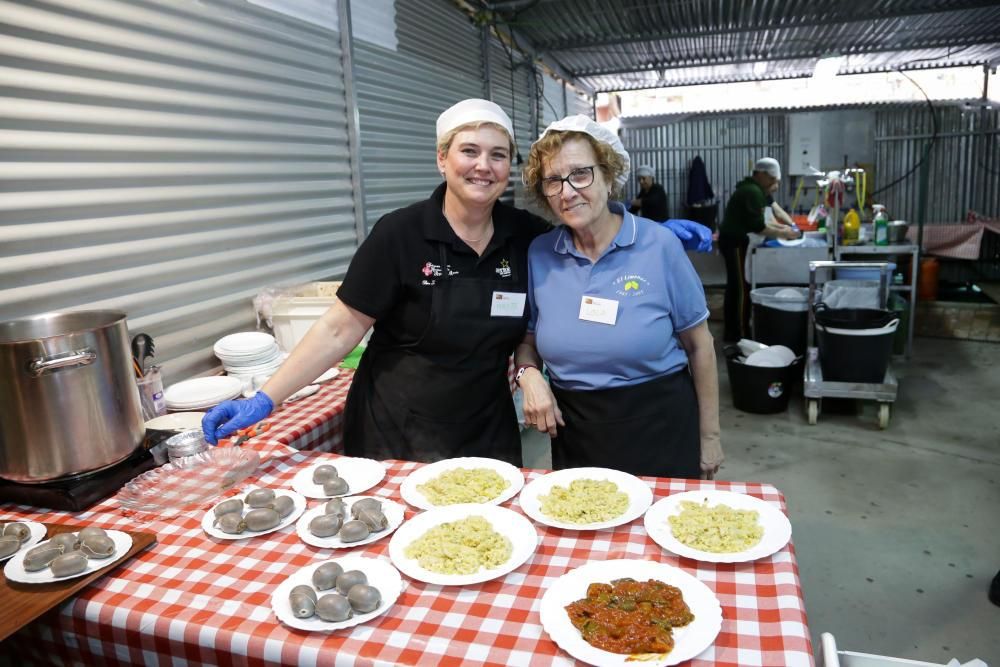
[436,99,514,143]
[533,115,631,189]
[754,157,781,179]
[636,165,654,178]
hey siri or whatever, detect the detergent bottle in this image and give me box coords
[843,208,860,245]
[873,204,889,246]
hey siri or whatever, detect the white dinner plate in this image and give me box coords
[4,530,133,584]
[214,332,277,355]
[201,490,306,540]
[643,490,792,563]
[399,457,524,510]
[539,559,723,666]
[292,459,387,500]
[0,521,47,562]
[519,467,653,530]
[313,368,340,384]
[296,496,405,549]
[144,412,205,432]
[388,503,538,586]
[271,555,403,632]
[164,376,243,408]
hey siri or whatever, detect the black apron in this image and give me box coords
[344,244,525,466]
[550,370,701,479]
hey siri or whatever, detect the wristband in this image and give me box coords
[514,364,539,386]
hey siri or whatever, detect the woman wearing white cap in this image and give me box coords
[203,99,545,464]
[202,100,707,465]
[514,116,723,479]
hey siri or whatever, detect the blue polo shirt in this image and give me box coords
[526,202,709,390]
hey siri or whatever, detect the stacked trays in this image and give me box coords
[163,376,244,411]
[214,332,283,385]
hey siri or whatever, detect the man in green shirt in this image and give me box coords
[719,157,800,342]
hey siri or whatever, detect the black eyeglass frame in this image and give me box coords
[541,166,597,197]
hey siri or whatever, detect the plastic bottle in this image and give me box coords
[843,208,860,245]
[873,204,889,246]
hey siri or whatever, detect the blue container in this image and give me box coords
[835,263,895,281]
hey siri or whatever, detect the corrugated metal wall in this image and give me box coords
[487,35,535,192]
[540,71,566,127]
[0,0,357,383]
[352,0,484,228]
[621,115,786,222]
[874,105,1000,223]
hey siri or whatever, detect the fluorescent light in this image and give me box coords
[753,61,768,77]
[813,55,844,80]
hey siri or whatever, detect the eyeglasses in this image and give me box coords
[541,166,596,197]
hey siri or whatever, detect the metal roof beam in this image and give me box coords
[571,38,1000,78]
[533,0,1000,53]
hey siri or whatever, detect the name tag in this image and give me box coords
[579,295,618,325]
[491,291,526,317]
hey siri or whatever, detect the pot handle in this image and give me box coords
[28,348,97,376]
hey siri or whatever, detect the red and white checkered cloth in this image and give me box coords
[1,452,813,666]
[257,369,355,455]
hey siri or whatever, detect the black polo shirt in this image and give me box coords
[337,183,551,349]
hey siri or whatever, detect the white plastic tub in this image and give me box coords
[271,282,339,352]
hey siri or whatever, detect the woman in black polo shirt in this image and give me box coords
[203,99,546,465]
[203,101,706,465]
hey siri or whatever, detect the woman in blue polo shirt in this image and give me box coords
[202,100,709,466]
[515,116,723,479]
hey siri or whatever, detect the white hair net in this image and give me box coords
[532,115,631,189]
[635,165,654,178]
[436,99,514,144]
[753,157,781,179]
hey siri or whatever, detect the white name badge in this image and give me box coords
[579,295,619,325]
[490,291,526,317]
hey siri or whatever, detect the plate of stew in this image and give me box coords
[539,559,722,666]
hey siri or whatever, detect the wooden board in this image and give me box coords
[0,522,156,642]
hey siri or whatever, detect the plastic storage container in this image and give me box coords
[271,282,340,352]
[750,286,809,356]
[834,263,895,281]
[724,346,801,414]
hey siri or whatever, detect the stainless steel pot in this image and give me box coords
[887,220,909,244]
[0,311,144,483]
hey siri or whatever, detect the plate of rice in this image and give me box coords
[399,457,524,510]
[387,504,538,585]
[643,490,792,563]
[518,467,653,530]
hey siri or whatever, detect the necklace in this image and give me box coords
[452,218,493,245]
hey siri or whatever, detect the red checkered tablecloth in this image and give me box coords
[1,452,813,666]
[257,369,355,455]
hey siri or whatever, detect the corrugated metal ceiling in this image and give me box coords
[472,0,1000,92]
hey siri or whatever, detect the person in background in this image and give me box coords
[629,165,668,221]
[718,157,801,343]
[201,100,709,465]
[515,115,723,480]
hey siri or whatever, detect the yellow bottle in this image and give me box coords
[843,208,860,245]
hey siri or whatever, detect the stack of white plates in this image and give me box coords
[164,376,244,411]
[214,332,283,381]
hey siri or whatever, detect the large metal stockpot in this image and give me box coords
[0,311,144,483]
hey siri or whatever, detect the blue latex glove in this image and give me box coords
[664,218,713,253]
[201,391,275,445]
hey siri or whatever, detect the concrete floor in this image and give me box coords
[520,325,1000,665]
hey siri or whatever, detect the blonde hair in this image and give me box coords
[523,131,627,207]
[437,122,515,157]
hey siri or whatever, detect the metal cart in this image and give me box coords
[804,260,897,429]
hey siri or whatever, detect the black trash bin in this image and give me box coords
[816,320,898,383]
[724,346,802,414]
[751,287,809,356]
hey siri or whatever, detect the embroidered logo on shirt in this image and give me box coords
[495,259,512,278]
[421,262,441,277]
[613,274,649,297]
